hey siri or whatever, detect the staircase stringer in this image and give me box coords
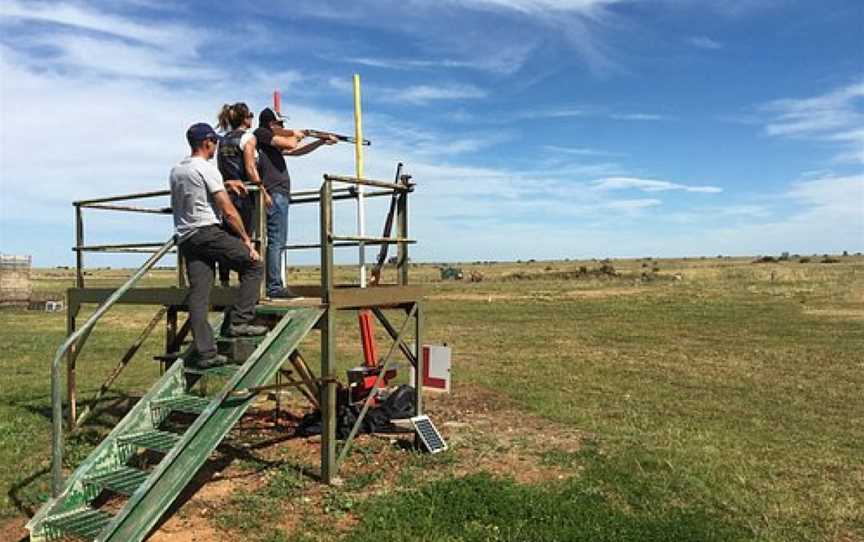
[99,307,324,542]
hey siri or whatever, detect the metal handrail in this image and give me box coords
[51,236,177,495]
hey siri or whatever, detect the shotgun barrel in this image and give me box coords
[305,129,371,146]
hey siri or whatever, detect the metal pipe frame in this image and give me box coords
[324,174,414,192]
[52,237,176,496]
[61,168,421,490]
[79,203,172,215]
[73,190,171,206]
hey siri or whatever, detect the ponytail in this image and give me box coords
[216,102,251,131]
[217,103,233,131]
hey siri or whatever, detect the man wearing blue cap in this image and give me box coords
[170,123,266,368]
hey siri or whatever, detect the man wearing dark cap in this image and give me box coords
[254,107,336,297]
[170,123,267,368]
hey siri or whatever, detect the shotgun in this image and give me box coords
[304,129,371,146]
[271,126,371,146]
[369,163,410,285]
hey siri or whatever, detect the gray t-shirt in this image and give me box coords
[169,156,225,238]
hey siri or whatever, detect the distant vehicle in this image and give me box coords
[439,266,464,280]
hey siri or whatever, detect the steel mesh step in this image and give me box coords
[151,394,211,415]
[45,508,113,541]
[84,466,149,496]
[118,430,180,453]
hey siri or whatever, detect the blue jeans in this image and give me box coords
[266,191,289,294]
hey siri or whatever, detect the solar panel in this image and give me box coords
[410,415,447,454]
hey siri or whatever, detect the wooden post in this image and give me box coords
[176,252,186,287]
[397,192,408,285]
[353,74,367,287]
[75,205,84,288]
[165,305,178,374]
[414,301,424,417]
[319,179,337,483]
[257,188,268,298]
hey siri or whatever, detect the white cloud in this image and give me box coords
[762,79,864,164]
[591,177,723,193]
[687,36,723,49]
[341,44,536,75]
[787,174,864,219]
[541,145,624,157]
[0,0,219,82]
[386,84,488,105]
[443,0,623,14]
[0,0,195,50]
[602,198,662,211]
[700,174,864,255]
[609,113,667,121]
[33,34,221,80]
[516,107,592,119]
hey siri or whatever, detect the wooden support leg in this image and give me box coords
[288,351,320,407]
[320,308,336,483]
[371,307,417,367]
[165,306,178,375]
[414,301,424,417]
[74,307,167,429]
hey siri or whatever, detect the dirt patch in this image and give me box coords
[11,386,583,542]
[148,517,222,542]
[0,517,26,542]
[141,384,583,541]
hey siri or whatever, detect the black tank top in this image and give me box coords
[217,129,247,182]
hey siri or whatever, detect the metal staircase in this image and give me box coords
[27,307,323,542]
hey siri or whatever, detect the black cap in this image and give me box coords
[186,123,221,145]
[259,107,287,128]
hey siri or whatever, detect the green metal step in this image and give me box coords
[84,466,149,496]
[27,308,323,542]
[44,508,112,541]
[118,430,180,453]
[151,395,211,416]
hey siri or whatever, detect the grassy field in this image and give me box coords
[0,255,862,541]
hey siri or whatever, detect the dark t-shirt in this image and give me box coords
[253,127,291,194]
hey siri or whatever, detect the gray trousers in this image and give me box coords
[180,225,263,357]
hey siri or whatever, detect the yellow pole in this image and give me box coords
[353,73,367,287]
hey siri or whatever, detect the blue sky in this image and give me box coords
[0,0,862,266]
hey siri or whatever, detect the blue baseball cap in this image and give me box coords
[186,122,222,145]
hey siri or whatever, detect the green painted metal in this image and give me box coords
[103,307,322,542]
[84,466,149,496]
[52,237,177,495]
[45,509,112,540]
[28,307,322,542]
[28,358,188,541]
